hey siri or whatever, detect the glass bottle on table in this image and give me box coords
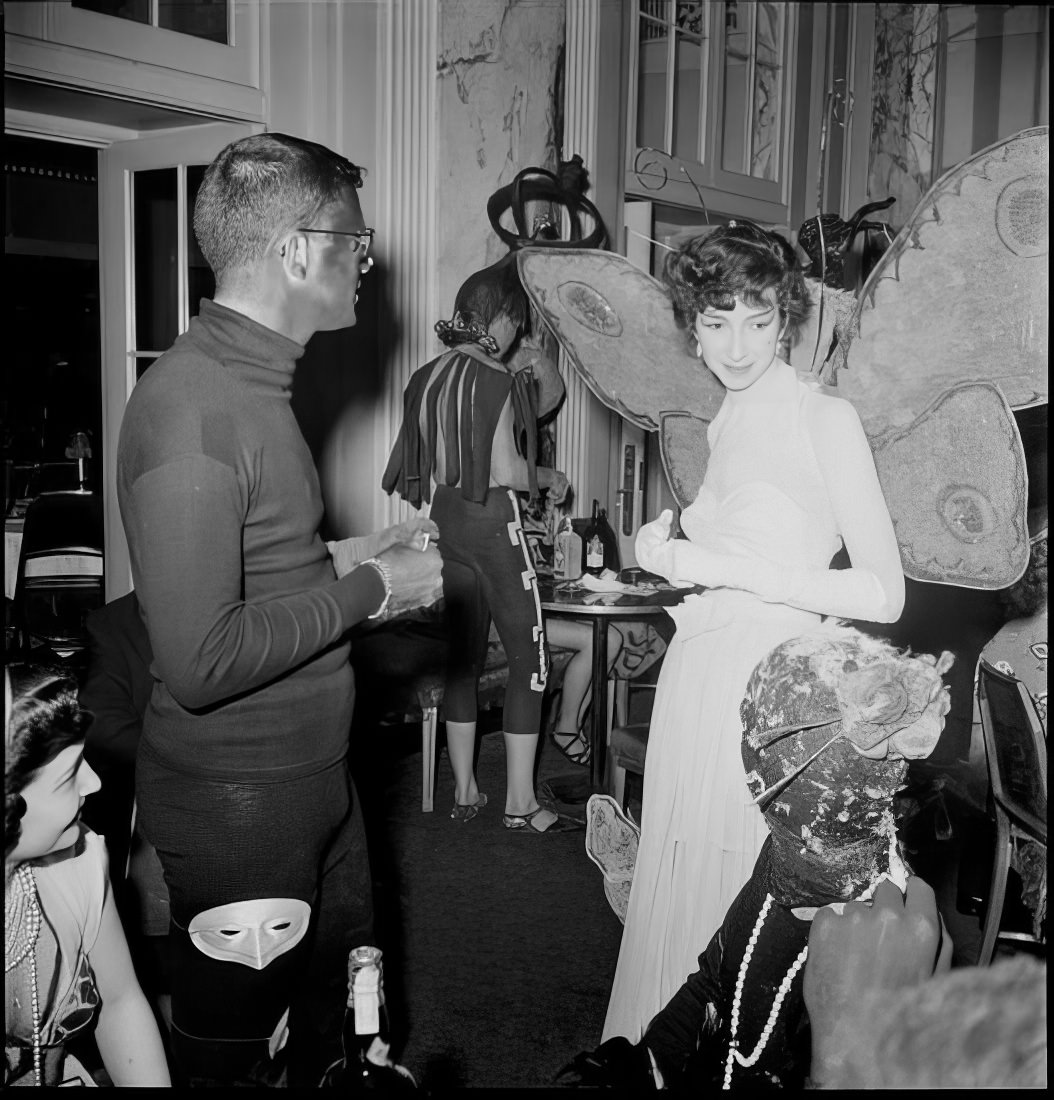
[554,516,583,581]
[583,499,605,576]
[319,945,416,1090]
[596,504,620,573]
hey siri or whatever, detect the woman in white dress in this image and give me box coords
[602,222,905,1043]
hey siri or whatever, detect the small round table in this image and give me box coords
[539,577,689,791]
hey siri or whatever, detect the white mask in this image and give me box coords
[188,898,311,970]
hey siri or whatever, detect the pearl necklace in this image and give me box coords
[5,864,43,1086]
[722,893,809,1090]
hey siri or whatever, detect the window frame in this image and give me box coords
[5,1,263,119]
[624,0,807,224]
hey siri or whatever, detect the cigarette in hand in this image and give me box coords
[421,533,430,552]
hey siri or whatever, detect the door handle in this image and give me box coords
[616,488,633,536]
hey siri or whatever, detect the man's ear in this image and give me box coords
[278,233,309,282]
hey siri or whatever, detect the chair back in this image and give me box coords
[13,491,105,660]
[977,657,1047,842]
[18,490,103,557]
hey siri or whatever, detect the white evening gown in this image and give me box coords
[602,361,852,1042]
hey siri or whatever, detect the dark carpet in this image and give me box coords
[351,715,623,1091]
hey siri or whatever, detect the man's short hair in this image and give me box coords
[851,956,1046,1088]
[193,132,364,282]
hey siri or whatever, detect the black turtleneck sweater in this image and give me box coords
[117,300,384,781]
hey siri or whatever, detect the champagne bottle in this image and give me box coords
[320,946,416,1090]
[583,499,605,576]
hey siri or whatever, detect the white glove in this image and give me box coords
[635,512,891,621]
[665,539,890,620]
[634,510,675,579]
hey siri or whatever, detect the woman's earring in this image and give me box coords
[694,340,704,359]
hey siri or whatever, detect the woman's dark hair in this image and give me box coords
[5,664,89,860]
[998,534,1047,620]
[663,221,810,336]
[439,253,531,346]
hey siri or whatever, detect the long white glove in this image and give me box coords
[634,510,677,577]
[635,509,893,623]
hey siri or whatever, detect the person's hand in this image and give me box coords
[542,469,571,507]
[804,876,953,1088]
[634,510,674,578]
[390,516,439,551]
[376,543,444,617]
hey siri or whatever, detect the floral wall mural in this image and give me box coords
[867,3,941,224]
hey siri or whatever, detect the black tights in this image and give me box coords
[432,485,548,734]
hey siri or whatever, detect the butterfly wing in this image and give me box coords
[516,247,725,432]
[839,127,1047,432]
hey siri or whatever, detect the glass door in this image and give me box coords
[97,121,258,594]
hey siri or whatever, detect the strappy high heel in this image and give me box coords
[552,730,592,766]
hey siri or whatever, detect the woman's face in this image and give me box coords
[693,287,785,392]
[8,744,100,863]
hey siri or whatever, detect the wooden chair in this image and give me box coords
[608,679,658,811]
[974,657,1047,964]
[351,613,576,812]
[609,723,649,812]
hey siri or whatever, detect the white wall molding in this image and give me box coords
[559,0,616,517]
[377,0,439,528]
[3,107,138,146]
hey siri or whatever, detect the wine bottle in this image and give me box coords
[596,505,621,573]
[583,499,605,576]
[320,946,416,1090]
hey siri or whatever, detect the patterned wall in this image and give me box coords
[867,3,941,225]
[435,0,566,305]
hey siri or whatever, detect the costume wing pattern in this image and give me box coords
[840,126,1047,430]
[516,248,724,432]
[871,381,1029,588]
[658,411,711,512]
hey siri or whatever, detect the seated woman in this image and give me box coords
[5,664,171,1086]
[545,618,625,766]
[518,494,666,768]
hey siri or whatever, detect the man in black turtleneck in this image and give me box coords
[116,133,440,1087]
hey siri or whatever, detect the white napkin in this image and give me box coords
[577,570,636,594]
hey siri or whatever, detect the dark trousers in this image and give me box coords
[136,753,374,1087]
[432,485,549,734]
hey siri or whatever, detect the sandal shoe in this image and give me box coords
[450,793,488,822]
[552,730,592,767]
[502,806,582,834]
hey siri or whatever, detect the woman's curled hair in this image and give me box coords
[5,664,89,860]
[663,221,810,337]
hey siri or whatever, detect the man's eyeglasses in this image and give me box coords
[297,227,375,256]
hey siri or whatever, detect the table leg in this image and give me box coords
[590,617,609,791]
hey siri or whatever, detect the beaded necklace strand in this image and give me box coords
[722,892,809,1090]
[5,864,44,1086]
